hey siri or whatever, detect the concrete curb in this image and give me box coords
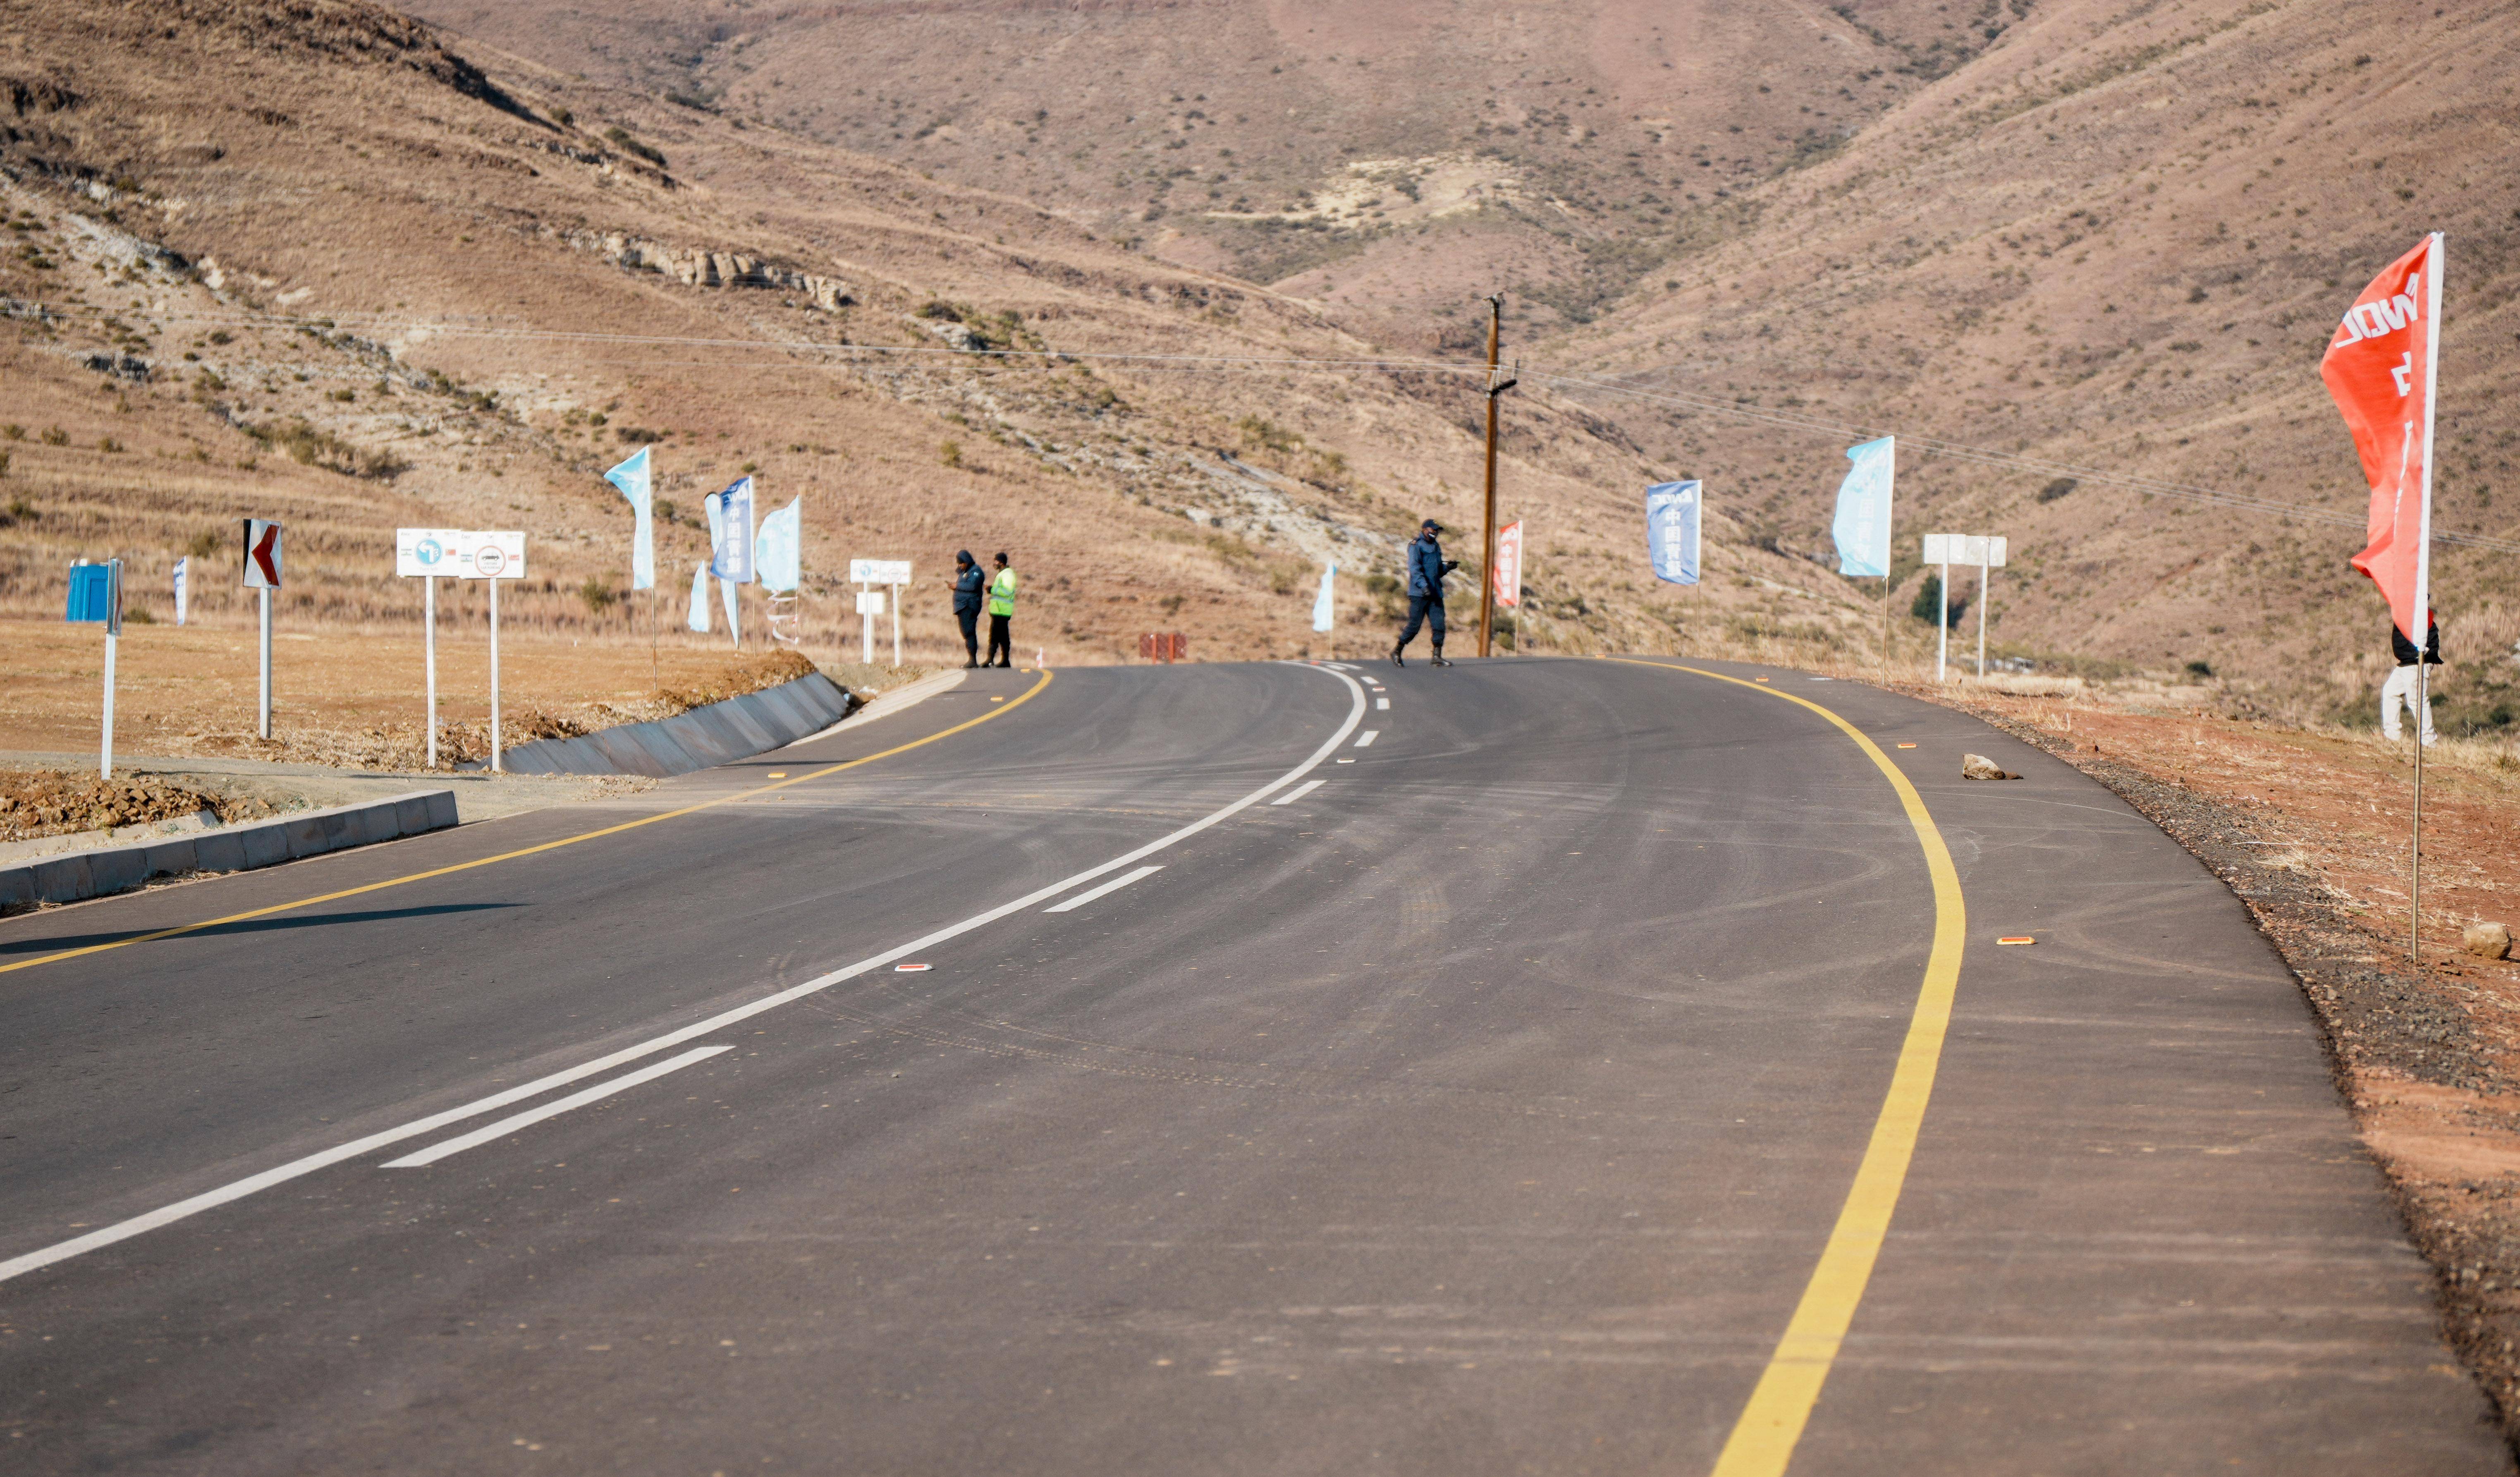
[0,791,459,911]
[480,673,856,778]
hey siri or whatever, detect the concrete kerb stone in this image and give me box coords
[0,790,459,914]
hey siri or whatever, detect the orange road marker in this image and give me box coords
[1997,936,2036,945]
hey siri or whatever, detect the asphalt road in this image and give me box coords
[0,657,2504,1475]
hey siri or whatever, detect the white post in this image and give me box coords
[1937,560,1948,683]
[1976,551,1990,679]
[424,574,438,770]
[891,582,903,668]
[860,580,873,665]
[490,575,503,774]
[101,560,120,780]
[258,586,273,738]
[102,630,116,779]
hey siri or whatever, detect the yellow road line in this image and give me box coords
[0,670,1056,977]
[1607,658,1965,1477]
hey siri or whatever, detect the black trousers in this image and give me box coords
[986,613,1012,667]
[1396,594,1446,651]
[956,609,980,662]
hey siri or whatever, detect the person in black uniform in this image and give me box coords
[947,550,985,668]
[1391,519,1457,668]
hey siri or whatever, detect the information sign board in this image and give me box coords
[457,530,527,579]
[396,528,463,578]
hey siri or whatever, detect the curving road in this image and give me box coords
[0,657,2504,1474]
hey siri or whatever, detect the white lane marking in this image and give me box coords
[0,665,1366,1286]
[1375,697,1389,710]
[1354,730,1379,747]
[1043,864,1162,913]
[1271,779,1327,806]
[383,1047,732,1168]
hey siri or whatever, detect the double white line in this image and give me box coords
[0,665,1366,1286]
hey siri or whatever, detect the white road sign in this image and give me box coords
[458,530,527,579]
[1924,534,2006,567]
[850,558,912,585]
[855,590,887,615]
[396,528,463,578]
[241,518,283,589]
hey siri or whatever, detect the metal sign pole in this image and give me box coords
[258,586,272,738]
[1937,558,1949,683]
[424,574,438,770]
[102,559,121,779]
[490,574,503,774]
[891,582,903,668]
[861,580,873,664]
[1976,550,1989,679]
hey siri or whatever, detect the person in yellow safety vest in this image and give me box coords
[984,551,1017,668]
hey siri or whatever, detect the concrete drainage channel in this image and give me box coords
[1,671,871,914]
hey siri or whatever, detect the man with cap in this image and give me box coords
[1392,518,1458,668]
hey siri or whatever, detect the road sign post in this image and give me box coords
[67,560,122,777]
[1978,535,2007,679]
[458,531,526,773]
[241,519,283,737]
[849,560,911,668]
[397,529,460,768]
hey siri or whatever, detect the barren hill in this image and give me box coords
[1552,0,2520,728]
[392,0,2520,733]
[0,0,1841,672]
[397,0,2020,347]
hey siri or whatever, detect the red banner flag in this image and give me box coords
[1492,520,1523,608]
[2322,233,2441,642]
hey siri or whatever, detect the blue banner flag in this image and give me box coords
[755,496,802,594]
[604,447,654,591]
[707,476,755,584]
[1645,480,1702,585]
[686,560,712,633]
[1312,562,1337,632]
[1831,436,1894,578]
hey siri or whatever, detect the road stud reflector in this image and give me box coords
[894,962,933,972]
[1997,936,2036,946]
[766,772,788,778]
[1896,742,1917,749]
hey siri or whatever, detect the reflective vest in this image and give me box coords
[987,567,1017,617]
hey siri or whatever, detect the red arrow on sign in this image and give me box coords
[249,523,282,586]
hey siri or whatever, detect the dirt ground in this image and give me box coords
[1926,680,2520,1439]
[0,618,835,769]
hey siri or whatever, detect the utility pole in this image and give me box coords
[1476,293,1517,659]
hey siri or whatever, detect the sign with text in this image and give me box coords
[395,528,463,578]
[850,558,913,585]
[457,530,527,579]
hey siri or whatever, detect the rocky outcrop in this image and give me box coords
[557,228,856,311]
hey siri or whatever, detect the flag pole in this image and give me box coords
[2409,231,2444,975]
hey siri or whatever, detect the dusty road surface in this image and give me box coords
[0,657,2504,1474]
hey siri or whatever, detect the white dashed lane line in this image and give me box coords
[1354,730,1379,747]
[1375,697,1389,710]
[1272,779,1327,806]
[383,1046,734,1168]
[1044,864,1164,913]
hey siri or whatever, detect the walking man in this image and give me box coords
[948,550,985,668]
[985,551,1018,668]
[2381,608,2442,746]
[1391,519,1457,668]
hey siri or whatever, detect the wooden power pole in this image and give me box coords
[1477,293,1517,658]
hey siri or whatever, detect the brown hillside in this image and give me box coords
[1555,0,2520,730]
[397,0,2015,345]
[0,0,1862,676]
